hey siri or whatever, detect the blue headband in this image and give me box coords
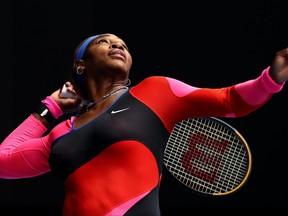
[75,35,100,89]
[76,35,100,61]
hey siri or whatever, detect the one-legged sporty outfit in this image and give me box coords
[0,67,284,215]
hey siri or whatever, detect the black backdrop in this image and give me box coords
[1,1,288,215]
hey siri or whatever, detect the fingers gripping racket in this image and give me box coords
[163,117,252,196]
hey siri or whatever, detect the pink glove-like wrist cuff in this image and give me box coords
[41,96,63,119]
[261,66,285,93]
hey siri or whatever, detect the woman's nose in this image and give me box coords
[110,43,124,50]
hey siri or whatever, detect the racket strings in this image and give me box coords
[163,118,250,195]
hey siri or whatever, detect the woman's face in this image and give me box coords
[84,33,132,76]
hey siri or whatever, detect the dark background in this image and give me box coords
[1,1,288,215]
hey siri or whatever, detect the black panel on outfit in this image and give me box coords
[49,91,169,180]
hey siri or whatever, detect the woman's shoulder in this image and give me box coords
[137,76,169,86]
[130,76,171,95]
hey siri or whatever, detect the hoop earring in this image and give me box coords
[76,67,84,75]
[125,79,131,86]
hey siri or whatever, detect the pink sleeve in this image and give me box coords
[42,96,63,119]
[0,114,51,179]
[167,66,284,107]
[235,67,285,105]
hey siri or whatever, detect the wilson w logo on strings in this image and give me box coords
[181,133,229,184]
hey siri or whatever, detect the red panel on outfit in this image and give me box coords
[63,140,159,216]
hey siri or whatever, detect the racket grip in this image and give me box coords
[60,84,88,107]
[60,84,80,99]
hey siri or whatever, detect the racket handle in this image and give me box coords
[60,84,88,107]
[60,84,80,99]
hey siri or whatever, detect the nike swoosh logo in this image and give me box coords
[111,108,130,114]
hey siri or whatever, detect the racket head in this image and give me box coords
[163,117,252,196]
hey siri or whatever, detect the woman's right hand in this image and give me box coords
[50,81,83,113]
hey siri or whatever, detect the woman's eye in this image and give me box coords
[97,39,109,44]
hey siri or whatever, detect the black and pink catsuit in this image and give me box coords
[0,67,284,215]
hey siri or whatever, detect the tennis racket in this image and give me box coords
[163,117,252,196]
